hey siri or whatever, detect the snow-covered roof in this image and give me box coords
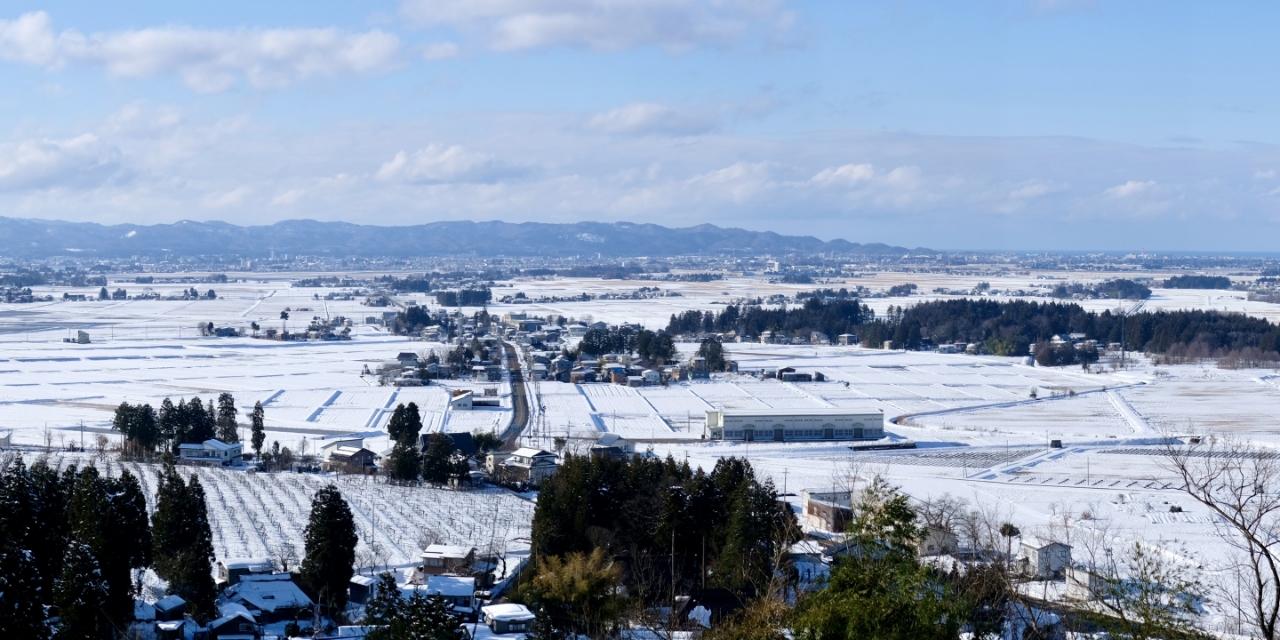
[789,540,825,556]
[714,408,883,417]
[224,573,313,613]
[204,439,239,451]
[209,609,255,631]
[221,557,272,571]
[218,601,254,619]
[597,434,628,446]
[510,447,552,458]
[427,575,476,597]
[1021,536,1071,550]
[350,574,378,587]
[155,595,186,612]
[422,544,473,559]
[134,600,156,621]
[482,603,535,622]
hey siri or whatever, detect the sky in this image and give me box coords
[1,1,1279,251]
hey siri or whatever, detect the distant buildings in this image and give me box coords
[706,408,885,442]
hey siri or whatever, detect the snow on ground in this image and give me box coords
[8,451,533,568]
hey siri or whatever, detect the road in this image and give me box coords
[500,341,530,450]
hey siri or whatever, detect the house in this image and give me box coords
[1066,565,1107,600]
[450,389,474,410]
[403,575,477,615]
[324,446,378,472]
[502,448,559,485]
[397,352,420,368]
[591,434,636,459]
[917,527,959,557]
[801,488,853,533]
[209,602,260,640]
[642,369,661,385]
[349,574,379,605]
[481,603,536,634]
[178,439,243,466]
[422,432,478,458]
[838,334,856,346]
[222,573,314,623]
[154,595,186,621]
[215,557,273,589]
[1017,538,1072,579]
[320,438,364,458]
[421,545,477,576]
[626,375,645,387]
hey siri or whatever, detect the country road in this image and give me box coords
[500,341,530,450]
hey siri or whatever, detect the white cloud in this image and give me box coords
[810,163,875,186]
[1104,180,1156,198]
[0,11,401,92]
[586,103,716,136]
[376,144,525,184]
[400,0,793,53]
[271,189,304,205]
[202,186,250,208]
[0,134,122,190]
[1008,180,1065,199]
[1255,169,1276,179]
[422,42,460,60]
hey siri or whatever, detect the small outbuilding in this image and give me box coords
[481,603,536,634]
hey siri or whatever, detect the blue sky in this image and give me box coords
[1,1,1278,251]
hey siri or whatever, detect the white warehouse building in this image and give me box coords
[705,407,885,442]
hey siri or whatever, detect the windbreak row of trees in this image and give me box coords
[113,393,267,459]
[668,297,1280,362]
[667,298,874,340]
[575,326,677,364]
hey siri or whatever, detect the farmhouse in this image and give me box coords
[421,544,477,576]
[705,408,885,442]
[222,573,313,623]
[178,439,243,466]
[501,447,559,485]
[1017,538,1072,579]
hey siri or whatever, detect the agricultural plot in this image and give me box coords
[13,451,534,569]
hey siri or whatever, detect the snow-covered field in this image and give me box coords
[5,270,1280,628]
[5,451,534,571]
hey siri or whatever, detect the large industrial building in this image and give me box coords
[705,407,885,442]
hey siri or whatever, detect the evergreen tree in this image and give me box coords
[67,467,137,628]
[251,401,266,457]
[387,404,408,443]
[28,459,71,600]
[387,402,424,447]
[158,397,180,451]
[0,458,49,638]
[216,392,240,443]
[421,433,457,486]
[386,441,421,483]
[112,402,160,456]
[363,572,406,625]
[151,462,217,621]
[184,397,216,443]
[302,485,359,612]
[54,542,112,640]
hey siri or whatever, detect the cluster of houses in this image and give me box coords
[138,540,539,639]
[799,486,1095,602]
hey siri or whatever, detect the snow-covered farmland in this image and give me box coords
[9,451,533,568]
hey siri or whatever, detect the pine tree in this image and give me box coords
[0,458,49,638]
[363,573,405,625]
[54,542,111,640]
[386,441,421,483]
[158,397,179,451]
[301,485,358,612]
[251,401,266,457]
[151,462,217,621]
[422,433,457,486]
[185,397,215,443]
[216,392,239,443]
[28,459,71,600]
[387,403,407,444]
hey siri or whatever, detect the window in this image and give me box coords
[425,557,444,567]
[511,623,528,632]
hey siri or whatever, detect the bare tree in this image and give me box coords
[1164,434,1280,639]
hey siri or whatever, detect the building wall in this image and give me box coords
[708,411,884,442]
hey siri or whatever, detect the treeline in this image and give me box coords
[113,393,259,458]
[1052,278,1151,300]
[858,299,1280,357]
[376,275,433,293]
[0,458,213,636]
[667,298,873,340]
[381,402,501,485]
[1164,275,1232,289]
[526,455,793,637]
[575,327,677,364]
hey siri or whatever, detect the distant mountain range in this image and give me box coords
[0,217,925,259]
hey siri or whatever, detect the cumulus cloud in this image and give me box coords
[376,144,525,184]
[0,11,401,92]
[400,0,793,53]
[1104,180,1156,198]
[0,134,122,190]
[586,103,716,136]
